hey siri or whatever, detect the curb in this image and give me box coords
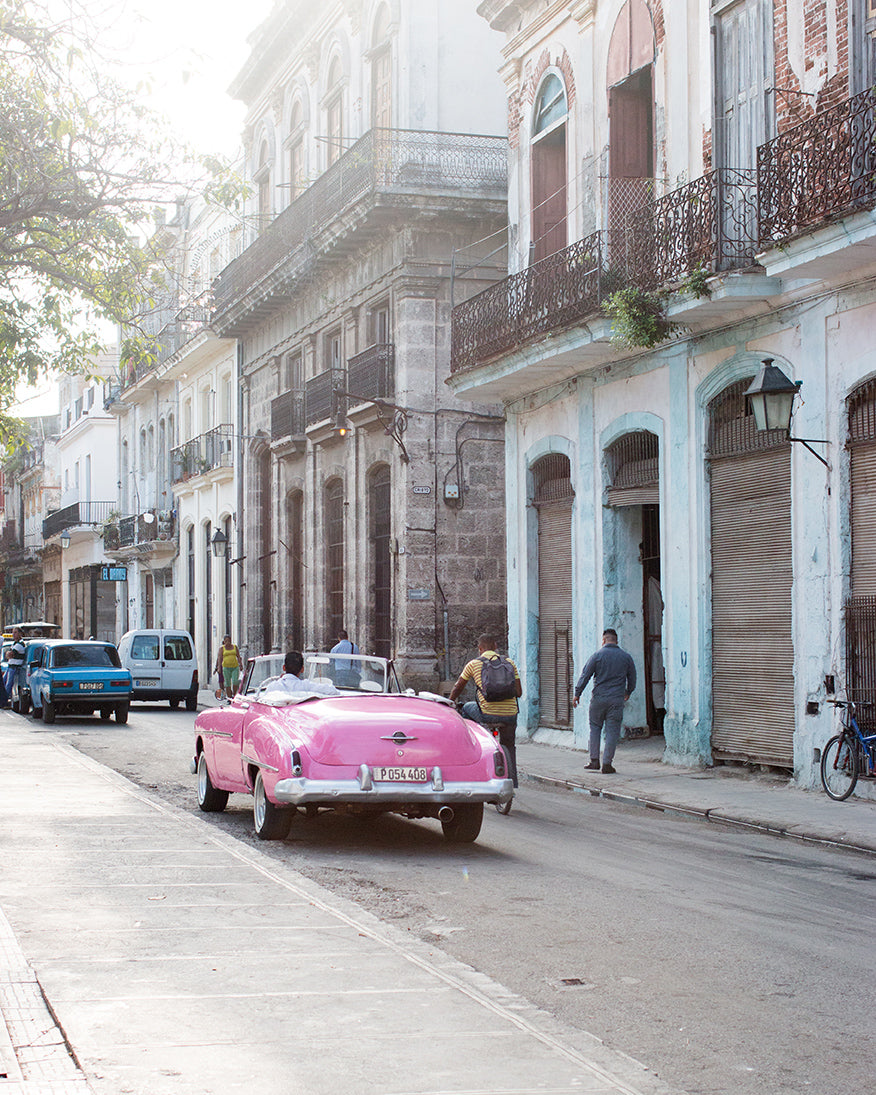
[521,770,876,856]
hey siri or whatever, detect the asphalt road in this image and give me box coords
[30,703,876,1095]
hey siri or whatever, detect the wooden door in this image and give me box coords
[531,128,567,263]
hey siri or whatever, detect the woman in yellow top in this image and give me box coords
[215,635,241,701]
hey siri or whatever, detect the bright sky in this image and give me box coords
[107,0,275,157]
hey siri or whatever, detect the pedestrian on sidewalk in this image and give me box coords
[215,635,241,701]
[573,628,636,774]
[449,634,522,789]
[3,626,25,701]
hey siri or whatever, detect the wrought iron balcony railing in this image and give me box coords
[213,129,507,316]
[117,509,175,548]
[627,169,758,288]
[170,424,234,483]
[42,500,117,540]
[347,343,395,405]
[305,367,344,428]
[271,390,305,440]
[758,86,876,250]
[451,231,607,373]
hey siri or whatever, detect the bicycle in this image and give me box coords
[820,699,876,801]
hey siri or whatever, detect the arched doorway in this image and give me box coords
[533,454,574,728]
[605,430,663,735]
[707,376,793,766]
[845,379,876,710]
[369,464,392,658]
[324,478,344,645]
[531,73,568,263]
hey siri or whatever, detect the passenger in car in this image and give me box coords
[272,651,341,696]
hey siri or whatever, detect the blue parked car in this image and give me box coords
[28,640,133,724]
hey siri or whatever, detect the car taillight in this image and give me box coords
[191,669,199,688]
[110,680,127,687]
[291,749,302,775]
[57,680,73,688]
[493,750,506,778]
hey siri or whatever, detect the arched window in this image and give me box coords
[531,74,568,263]
[371,6,392,130]
[326,57,344,167]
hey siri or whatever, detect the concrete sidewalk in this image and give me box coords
[0,714,679,1095]
[515,734,876,855]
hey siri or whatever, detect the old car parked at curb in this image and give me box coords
[27,640,133,724]
[191,653,512,843]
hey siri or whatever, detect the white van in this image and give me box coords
[117,629,199,709]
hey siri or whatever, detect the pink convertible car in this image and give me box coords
[192,652,513,843]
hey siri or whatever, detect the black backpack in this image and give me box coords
[478,654,517,702]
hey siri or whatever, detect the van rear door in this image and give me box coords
[128,632,162,692]
[162,633,195,694]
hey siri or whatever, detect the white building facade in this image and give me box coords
[450,0,876,791]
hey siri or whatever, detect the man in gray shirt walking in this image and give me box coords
[573,628,637,774]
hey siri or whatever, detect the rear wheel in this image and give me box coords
[169,698,180,709]
[99,706,112,721]
[18,691,30,716]
[441,803,484,843]
[115,702,129,724]
[197,753,229,813]
[185,694,198,712]
[821,734,858,801]
[253,771,293,840]
[42,698,55,724]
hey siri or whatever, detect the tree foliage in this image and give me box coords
[0,0,240,443]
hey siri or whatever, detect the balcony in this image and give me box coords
[305,368,344,429]
[42,500,117,540]
[121,305,212,392]
[451,231,608,374]
[271,390,305,441]
[758,86,876,248]
[627,169,758,288]
[213,129,507,336]
[347,343,395,404]
[117,509,175,548]
[451,173,763,377]
[171,424,234,483]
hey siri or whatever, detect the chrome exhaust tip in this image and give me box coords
[438,806,454,822]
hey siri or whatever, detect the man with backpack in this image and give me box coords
[449,634,522,789]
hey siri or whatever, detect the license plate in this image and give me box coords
[79,682,103,690]
[135,679,158,687]
[372,766,428,782]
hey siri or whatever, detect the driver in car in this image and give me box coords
[272,651,341,696]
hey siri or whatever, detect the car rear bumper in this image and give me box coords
[272,770,513,807]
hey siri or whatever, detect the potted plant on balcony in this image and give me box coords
[603,286,680,349]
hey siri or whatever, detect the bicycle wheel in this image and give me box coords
[820,734,859,801]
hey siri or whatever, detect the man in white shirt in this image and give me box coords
[272,651,341,696]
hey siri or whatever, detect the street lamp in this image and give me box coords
[745,358,829,468]
[60,533,70,549]
[211,528,228,558]
[744,359,800,432]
